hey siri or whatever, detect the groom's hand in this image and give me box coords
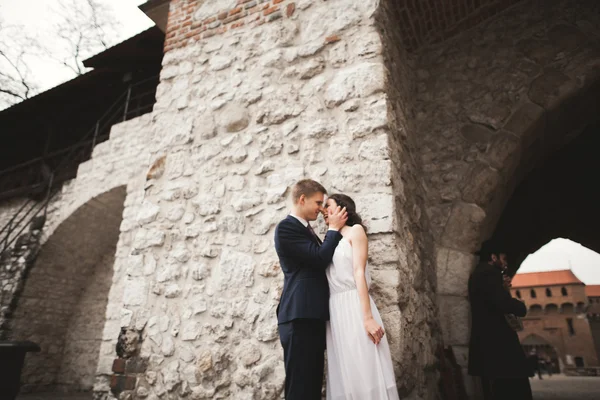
[328,206,347,231]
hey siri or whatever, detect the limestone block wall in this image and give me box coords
[376,0,441,396]
[97,0,437,399]
[413,0,600,384]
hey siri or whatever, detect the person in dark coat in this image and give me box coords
[274,179,347,400]
[468,240,532,400]
[528,349,542,379]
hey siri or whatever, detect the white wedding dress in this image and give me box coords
[326,237,399,400]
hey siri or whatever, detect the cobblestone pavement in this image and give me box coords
[14,375,600,400]
[530,374,600,400]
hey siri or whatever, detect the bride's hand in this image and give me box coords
[364,317,384,345]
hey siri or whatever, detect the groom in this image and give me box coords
[274,179,347,399]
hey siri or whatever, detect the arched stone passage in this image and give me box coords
[413,1,600,393]
[5,186,126,393]
[489,122,600,272]
[521,333,562,371]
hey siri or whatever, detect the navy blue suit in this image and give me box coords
[274,215,342,399]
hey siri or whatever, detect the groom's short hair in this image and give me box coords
[292,179,327,203]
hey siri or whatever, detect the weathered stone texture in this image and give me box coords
[6,188,124,392]
[0,114,152,392]
[101,0,438,398]
[1,1,599,399]
[413,2,600,395]
[389,0,525,52]
[417,1,600,252]
[57,252,117,391]
[375,1,441,397]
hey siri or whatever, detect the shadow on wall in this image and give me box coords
[5,186,126,394]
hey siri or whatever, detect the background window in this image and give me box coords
[516,290,521,299]
[561,287,568,296]
[546,288,552,297]
[531,289,537,298]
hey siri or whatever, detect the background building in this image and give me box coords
[511,270,600,372]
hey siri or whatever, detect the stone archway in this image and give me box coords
[5,186,126,394]
[489,122,600,271]
[412,0,600,393]
[522,334,562,372]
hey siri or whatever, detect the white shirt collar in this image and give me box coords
[290,213,308,227]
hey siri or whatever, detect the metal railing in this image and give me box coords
[0,74,159,200]
[0,74,159,254]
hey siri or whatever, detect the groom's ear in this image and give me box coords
[298,194,306,205]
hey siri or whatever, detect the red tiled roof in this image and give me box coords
[512,270,583,288]
[586,285,600,297]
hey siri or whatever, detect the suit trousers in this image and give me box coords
[278,319,326,400]
[481,376,533,400]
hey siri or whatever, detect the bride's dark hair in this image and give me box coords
[328,193,367,233]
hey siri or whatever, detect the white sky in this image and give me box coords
[0,0,153,93]
[2,3,600,286]
[519,238,600,285]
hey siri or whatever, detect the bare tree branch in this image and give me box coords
[0,1,121,110]
[50,0,120,76]
[0,20,41,109]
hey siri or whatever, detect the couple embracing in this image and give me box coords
[275,179,399,400]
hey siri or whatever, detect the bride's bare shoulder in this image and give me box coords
[348,224,367,240]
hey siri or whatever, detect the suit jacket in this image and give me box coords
[274,215,342,324]
[468,262,530,378]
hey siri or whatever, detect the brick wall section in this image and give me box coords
[164,0,297,52]
[57,252,118,391]
[512,283,588,309]
[164,0,529,53]
[510,283,599,368]
[590,317,600,368]
[518,312,599,368]
[7,187,125,392]
[389,0,525,52]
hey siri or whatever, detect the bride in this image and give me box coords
[323,194,399,400]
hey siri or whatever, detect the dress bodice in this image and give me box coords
[326,237,371,295]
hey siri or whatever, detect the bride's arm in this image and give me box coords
[351,225,385,345]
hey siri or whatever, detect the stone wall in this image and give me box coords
[390,0,525,52]
[96,0,439,399]
[413,0,600,389]
[0,114,152,394]
[376,0,440,397]
[7,186,125,392]
[2,0,598,398]
[57,252,118,391]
